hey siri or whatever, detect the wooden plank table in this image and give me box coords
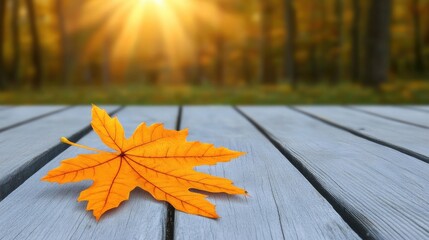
[0,105,427,240]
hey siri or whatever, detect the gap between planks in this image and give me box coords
[291,106,429,164]
[403,105,429,113]
[234,106,369,240]
[0,106,73,133]
[175,106,360,240]
[165,105,182,240]
[0,106,124,201]
[238,106,429,239]
[347,106,429,129]
[5,105,425,239]
[0,106,178,240]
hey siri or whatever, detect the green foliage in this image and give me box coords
[1,80,428,104]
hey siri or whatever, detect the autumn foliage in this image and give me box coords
[42,105,246,220]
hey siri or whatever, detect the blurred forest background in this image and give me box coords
[0,0,428,104]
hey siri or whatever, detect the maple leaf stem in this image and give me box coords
[61,137,111,154]
[43,105,245,220]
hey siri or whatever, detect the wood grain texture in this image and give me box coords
[0,106,178,240]
[0,106,118,200]
[351,106,429,128]
[240,106,429,240]
[296,106,429,161]
[174,106,359,240]
[406,105,429,113]
[0,105,67,131]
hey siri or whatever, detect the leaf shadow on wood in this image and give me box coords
[98,188,163,220]
[37,182,91,211]
[37,182,90,199]
[37,183,164,220]
[190,189,246,203]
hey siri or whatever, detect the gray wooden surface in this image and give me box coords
[0,106,178,240]
[239,106,429,240]
[296,106,429,162]
[351,106,429,128]
[0,105,67,131]
[175,106,359,240]
[0,106,119,200]
[407,105,429,112]
[0,105,428,240]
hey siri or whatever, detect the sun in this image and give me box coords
[79,0,217,74]
[138,0,164,5]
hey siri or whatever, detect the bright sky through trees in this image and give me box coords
[80,0,218,71]
[0,0,427,91]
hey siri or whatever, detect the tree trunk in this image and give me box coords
[333,0,344,84]
[318,0,328,83]
[102,36,111,86]
[283,0,296,87]
[0,0,6,89]
[11,0,21,87]
[350,0,361,82]
[241,45,252,84]
[25,0,43,90]
[260,0,276,84]
[411,0,424,73]
[363,0,392,89]
[308,0,320,83]
[309,44,319,82]
[193,42,205,85]
[214,0,226,86]
[425,3,429,51]
[190,9,203,86]
[56,0,71,85]
[214,34,225,85]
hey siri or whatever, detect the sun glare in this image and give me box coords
[80,0,217,74]
[138,0,164,5]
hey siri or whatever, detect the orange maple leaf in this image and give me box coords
[42,105,246,220]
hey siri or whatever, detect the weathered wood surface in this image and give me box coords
[296,106,429,162]
[0,105,67,131]
[239,106,429,239]
[0,106,119,200]
[0,106,11,111]
[175,106,359,240]
[407,105,429,113]
[351,106,429,128]
[0,106,178,240]
[0,105,428,240]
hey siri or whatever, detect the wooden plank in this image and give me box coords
[406,105,429,113]
[175,106,359,240]
[0,106,119,200]
[0,105,68,132]
[295,106,429,162]
[0,106,178,240]
[240,106,429,239]
[351,105,429,128]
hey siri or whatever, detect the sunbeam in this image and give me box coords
[79,0,217,74]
